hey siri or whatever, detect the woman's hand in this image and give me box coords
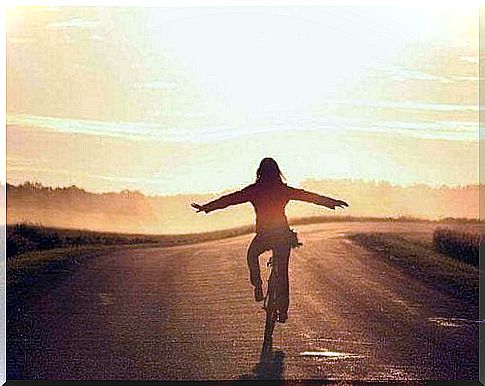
[331,200,349,209]
[191,203,207,213]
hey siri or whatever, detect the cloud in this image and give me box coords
[8,37,35,45]
[371,65,478,85]
[333,99,478,113]
[451,76,480,82]
[6,111,478,144]
[133,80,178,91]
[90,35,105,41]
[384,67,451,83]
[459,56,478,64]
[47,18,99,29]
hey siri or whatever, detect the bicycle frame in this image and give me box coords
[260,229,301,348]
[263,254,279,345]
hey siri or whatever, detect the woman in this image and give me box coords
[192,157,348,323]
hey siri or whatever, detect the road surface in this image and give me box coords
[8,222,479,381]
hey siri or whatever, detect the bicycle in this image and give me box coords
[261,230,302,350]
[262,254,279,347]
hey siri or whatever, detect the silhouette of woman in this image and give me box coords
[192,157,348,323]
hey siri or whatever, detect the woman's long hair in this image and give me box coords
[256,157,285,184]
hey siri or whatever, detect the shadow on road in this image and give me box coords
[239,339,285,380]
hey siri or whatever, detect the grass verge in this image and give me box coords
[347,232,479,308]
[8,245,111,313]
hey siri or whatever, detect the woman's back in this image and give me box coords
[246,181,292,234]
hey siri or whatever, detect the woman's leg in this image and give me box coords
[246,235,267,288]
[273,240,292,320]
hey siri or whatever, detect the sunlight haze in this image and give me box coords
[6,6,479,195]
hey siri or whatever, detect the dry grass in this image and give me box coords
[348,232,479,308]
[432,227,480,267]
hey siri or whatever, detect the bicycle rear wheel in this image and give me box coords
[263,271,278,344]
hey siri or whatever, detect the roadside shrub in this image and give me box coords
[433,227,481,267]
[6,233,36,258]
[6,223,163,259]
[6,224,63,258]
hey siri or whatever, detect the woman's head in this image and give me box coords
[256,157,285,184]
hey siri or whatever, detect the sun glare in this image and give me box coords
[6,6,479,195]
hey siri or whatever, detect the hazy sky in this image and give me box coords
[6,6,479,195]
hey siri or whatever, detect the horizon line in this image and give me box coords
[5,178,482,198]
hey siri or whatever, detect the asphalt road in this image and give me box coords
[8,222,479,381]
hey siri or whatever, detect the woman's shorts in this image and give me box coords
[256,228,302,250]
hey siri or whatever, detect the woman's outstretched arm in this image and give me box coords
[191,186,252,213]
[287,186,349,209]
